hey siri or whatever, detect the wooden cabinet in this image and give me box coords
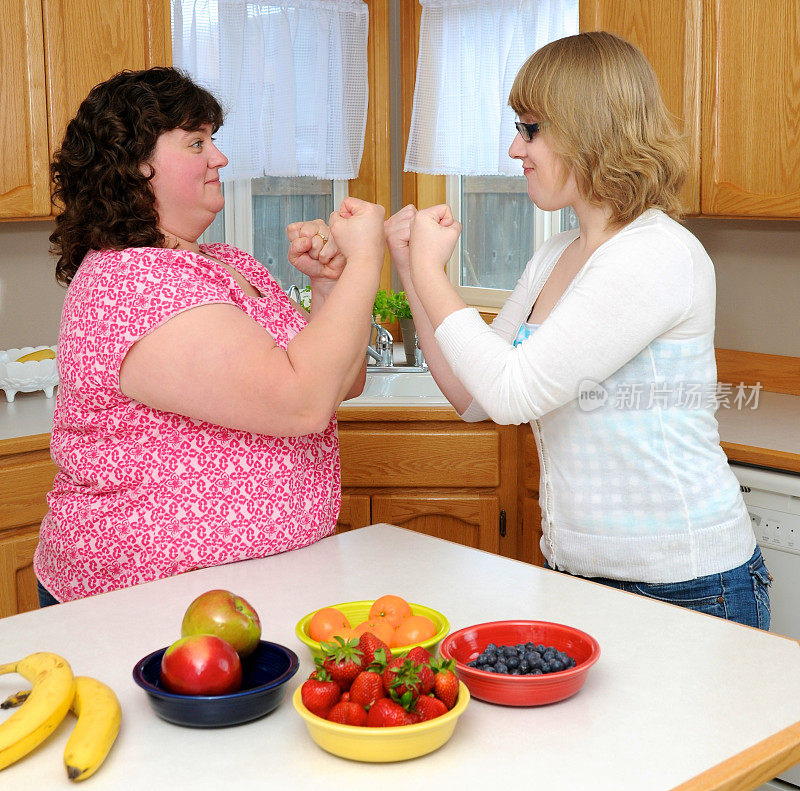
[580,0,800,218]
[0,0,50,216]
[700,2,800,216]
[336,408,521,560]
[0,434,58,617]
[0,0,171,219]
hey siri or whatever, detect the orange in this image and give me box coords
[368,595,412,628]
[308,607,351,643]
[391,615,437,648]
[352,617,394,645]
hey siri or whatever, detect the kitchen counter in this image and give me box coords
[3,387,799,473]
[1,524,799,790]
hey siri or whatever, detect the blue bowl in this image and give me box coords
[132,639,299,728]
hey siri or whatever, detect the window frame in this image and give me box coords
[205,178,349,260]
[445,174,562,309]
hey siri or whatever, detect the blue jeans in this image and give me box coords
[545,547,772,629]
[36,577,60,608]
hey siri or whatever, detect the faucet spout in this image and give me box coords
[368,320,394,367]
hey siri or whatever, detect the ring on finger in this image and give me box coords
[314,231,329,244]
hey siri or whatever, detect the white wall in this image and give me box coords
[0,222,65,350]
[0,218,798,355]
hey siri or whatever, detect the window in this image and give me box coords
[446,175,578,308]
[201,178,348,291]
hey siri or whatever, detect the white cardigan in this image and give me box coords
[434,209,754,582]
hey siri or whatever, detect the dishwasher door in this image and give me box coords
[730,463,800,789]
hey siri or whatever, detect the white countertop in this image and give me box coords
[1,525,800,790]
[0,388,57,440]
[715,390,800,456]
[3,387,798,463]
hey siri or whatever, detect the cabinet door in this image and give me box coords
[336,493,372,534]
[580,0,702,214]
[0,529,39,617]
[372,494,500,553]
[0,0,51,217]
[701,2,800,217]
[0,445,57,616]
[42,0,171,159]
[521,496,545,567]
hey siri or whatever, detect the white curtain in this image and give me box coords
[172,0,369,181]
[405,0,578,176]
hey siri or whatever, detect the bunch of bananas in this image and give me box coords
[0,652,121,781]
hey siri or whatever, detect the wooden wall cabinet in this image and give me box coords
[336,410,520,559]
[580,0,800,218]
[0,0,171,219]
[0,435,58,617]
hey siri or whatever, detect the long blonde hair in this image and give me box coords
[508,31,687,227]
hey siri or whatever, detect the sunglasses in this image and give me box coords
[514,121,541,142]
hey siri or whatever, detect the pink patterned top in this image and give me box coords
[34,243,340,602]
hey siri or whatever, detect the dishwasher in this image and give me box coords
[730,462,800,791]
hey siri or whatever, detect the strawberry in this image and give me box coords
[382,658,426,706]
[349,670,386,709]
[327,700,368,726]
[319,636,364,691]
[432,658,459,710]
[301,669,342,719]
[412,694,448,722]
[358,632,393,668]
[404,650,435,694]
[404,646,431,663]
[366,698,414,727]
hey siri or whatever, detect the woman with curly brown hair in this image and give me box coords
[384,32,771,627]
[36,67,383,604]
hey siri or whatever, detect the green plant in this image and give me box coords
[373,289,412,322]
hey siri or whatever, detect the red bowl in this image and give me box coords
[439,620,600,706]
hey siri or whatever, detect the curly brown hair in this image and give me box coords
[50,67,224,285]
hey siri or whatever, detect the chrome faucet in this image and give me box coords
[367,320,394,367]
[413,331,428,370]
[287,284,302,304]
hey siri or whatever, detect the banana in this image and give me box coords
[63,676,121,782]
[0,652,75,771]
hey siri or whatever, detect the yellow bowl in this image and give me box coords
[295,600,449,659]
[292,682,470,762]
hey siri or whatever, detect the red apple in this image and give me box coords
[181,589,262,658]
[160,634,242,695]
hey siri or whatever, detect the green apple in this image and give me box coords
[181,589,262,658]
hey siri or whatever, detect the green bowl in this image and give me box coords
[295,600,449,659]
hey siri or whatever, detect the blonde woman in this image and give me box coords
[385,32,771,627]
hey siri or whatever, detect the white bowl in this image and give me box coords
[0,346,59,402]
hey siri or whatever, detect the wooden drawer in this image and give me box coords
[0,527,39,617]
[0,449,58,531]
[340,428,500,488]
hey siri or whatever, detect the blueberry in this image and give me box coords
[519,659,530,673]
[551,660,564,672]
[486,643,497,652]
[495,662,508,674]
[515,643,526,652]
[532,669,543,675]
[524,650,539,663]
[506,656,520,669]
[482,665,495,673]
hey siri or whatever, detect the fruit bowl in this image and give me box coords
[295,600,449,659]
[132,640,299,727]
[292,681,470,762]
[0,345,58,402]
[439,620,600,706]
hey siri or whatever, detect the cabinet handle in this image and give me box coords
[499,509,507,538]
